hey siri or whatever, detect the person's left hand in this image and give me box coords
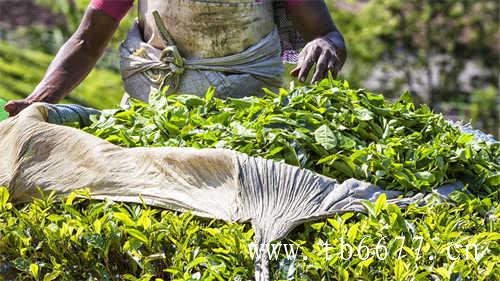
[291,31,346,83]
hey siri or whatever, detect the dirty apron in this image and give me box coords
[120,0,284,102]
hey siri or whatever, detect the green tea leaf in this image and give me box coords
[125,228,149,245]
[374,193,387,216]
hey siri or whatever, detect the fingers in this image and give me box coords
[298,51,317,83]
[4,102,18,117]
[291,49,307,77]
[290,46,321,82]
[311,52,329,83]
[290,33,347,83]
[327,60,336,78]
[312,49,345,83]
[330,50,345,78]
[325,55,342,79]
[290,65,300,77]
[4,100,32,117]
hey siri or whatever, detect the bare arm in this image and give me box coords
[5,7,119,116]
[288,0,347,83]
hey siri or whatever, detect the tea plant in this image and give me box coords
[0,188,498,280]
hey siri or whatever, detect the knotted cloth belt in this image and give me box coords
[120,11,283,96]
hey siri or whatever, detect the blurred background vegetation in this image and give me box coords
[0,0,498,136]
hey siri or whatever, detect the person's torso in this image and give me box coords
[137,0,274,59]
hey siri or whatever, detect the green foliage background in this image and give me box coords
[326,0,499,136]
[0,0,136,109]
[0,42,123,109]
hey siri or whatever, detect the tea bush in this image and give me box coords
[0,188,498,280]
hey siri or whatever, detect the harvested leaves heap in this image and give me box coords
[84,79,499,194]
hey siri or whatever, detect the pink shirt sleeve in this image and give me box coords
[90,0,134,22]
[284,0,305,10]
[90,0,301,21]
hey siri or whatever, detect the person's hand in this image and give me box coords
[291,31,346,83]
[4,98,35,117]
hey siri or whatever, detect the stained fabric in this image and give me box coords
[90,0,306,62]
[117,0,306,100]
[0,103,462,280]
[120,21,284,101]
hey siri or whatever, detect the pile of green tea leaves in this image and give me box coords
[84,79,499,194]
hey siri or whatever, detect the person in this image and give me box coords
[4,0,346,117]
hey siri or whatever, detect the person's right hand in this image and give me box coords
[4,99,35,117]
